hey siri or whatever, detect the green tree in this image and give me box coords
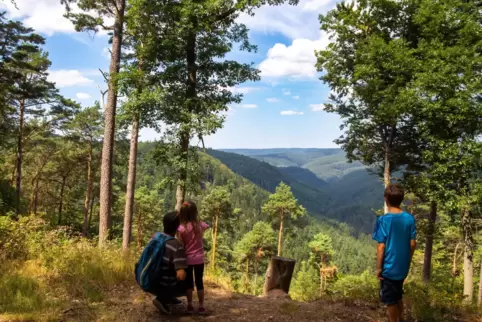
[65,104,103,236]
[262,182,306,256]
[290,261,320,302]
[234,222,276,293]
[308,233,334,295]
[316,0,421,213]
[62,0,127,246]
[201,186,232,270]
[127,0,301,211]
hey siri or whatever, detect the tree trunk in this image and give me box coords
[57,176,67,225]
[277,209,284,256]
[123,114,140,249]
[98,0,126,247]
[319,267,323,297]
[423,201,437,283]
[383,150,390,214]
[136,207,143,249]
[478,257,482,307]
[82,140,94,237]
[175,30,197,212]
[33,177,39,215]
[211,212,219,270]
[87,194,95,236]
[263,256,296,296]
[452,243,461,277]
[15,99,25,217]
[462,208,474,304]
[254,259,258,294]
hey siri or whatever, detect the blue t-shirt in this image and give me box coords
[372,212,416,281]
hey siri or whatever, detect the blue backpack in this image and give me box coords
[135,232,173,292]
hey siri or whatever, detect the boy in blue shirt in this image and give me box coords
[373,184,416,322]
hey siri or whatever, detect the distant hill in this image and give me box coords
[279,167,328,190]
[208,148,382,233]
[206,149,329,216]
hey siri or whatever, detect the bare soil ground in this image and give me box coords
[60,282,386,322]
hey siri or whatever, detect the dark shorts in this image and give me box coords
[379,278,404,305]
[186,264,205,290]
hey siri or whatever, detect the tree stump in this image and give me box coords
[263,256,296,296]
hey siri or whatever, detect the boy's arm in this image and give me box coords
[173,242,188,281]
[376,243,385,280]
[410,239,417,263]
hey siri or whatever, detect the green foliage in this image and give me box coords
[308,233,334,266]
[290,261,320,302]
[331,270,378,303]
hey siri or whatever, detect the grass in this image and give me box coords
[0,217,137,321]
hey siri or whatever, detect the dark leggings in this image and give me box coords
[185,264,204,290]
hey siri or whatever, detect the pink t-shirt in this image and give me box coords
[177,221,209,265]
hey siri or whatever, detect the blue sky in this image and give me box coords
[0,0,343,149]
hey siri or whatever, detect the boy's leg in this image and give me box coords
[380,278,404,322]
[387,304,399,322]
[398,299,404,321]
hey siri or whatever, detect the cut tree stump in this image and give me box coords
[263,256,296,296]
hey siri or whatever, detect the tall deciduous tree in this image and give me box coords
[316,0,421,213]
[128,0,299,211]
[262,183,306,256]
[62,0,126,245]
[201,186,232,270]
[66,104,103,236]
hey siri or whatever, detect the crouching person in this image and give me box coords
[135,211,188,315]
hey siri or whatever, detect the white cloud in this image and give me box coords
[266,98,280,103]
[310,104,325,112]
[0,0,113,36]
[283,90,291,96]
[232,86,261,94]
[240,104,258,109]
[238,0,336,40]
[48,70,94,88]
[292,96,300,100]
[281,110,304,116]
[76,92,91,100]
[258,36,329,79]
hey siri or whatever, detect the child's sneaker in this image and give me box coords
[186,305,195,314]
[198,307,206,315]
[152,298,171,315]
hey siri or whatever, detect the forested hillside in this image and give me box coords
[208,148,380,233]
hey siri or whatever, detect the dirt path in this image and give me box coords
[62,283,384,322]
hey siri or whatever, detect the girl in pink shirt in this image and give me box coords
[177,200,209,314]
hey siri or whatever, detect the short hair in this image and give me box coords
[163,211,180,234]
[384,184,405,207]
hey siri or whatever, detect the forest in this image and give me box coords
[1,0,482,321]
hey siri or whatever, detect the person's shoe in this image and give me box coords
[186,305,195,314]
[153,298,171,314]
[170,298,183,306]
[198,306,207,315]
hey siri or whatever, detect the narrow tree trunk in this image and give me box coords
[423,201,437,283]
[82,140,94,237]
[319,267,323,297]
[383,150,390,214]
[277,210,284,256]
[98,0,126,246]
[57,176,67,225]
[33,177,39,215]
[478,258,482,307]
[211,212,219,270]
[136,208,143,249]
[453,243,461,277]
[123,114,140,249]
[263,256,296,296]
[15,99,25,217]
[254,260,259,294]
[462,208,474,304]
[175,30,197,212]
[175,132,189,211]
[87,194,95,235]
